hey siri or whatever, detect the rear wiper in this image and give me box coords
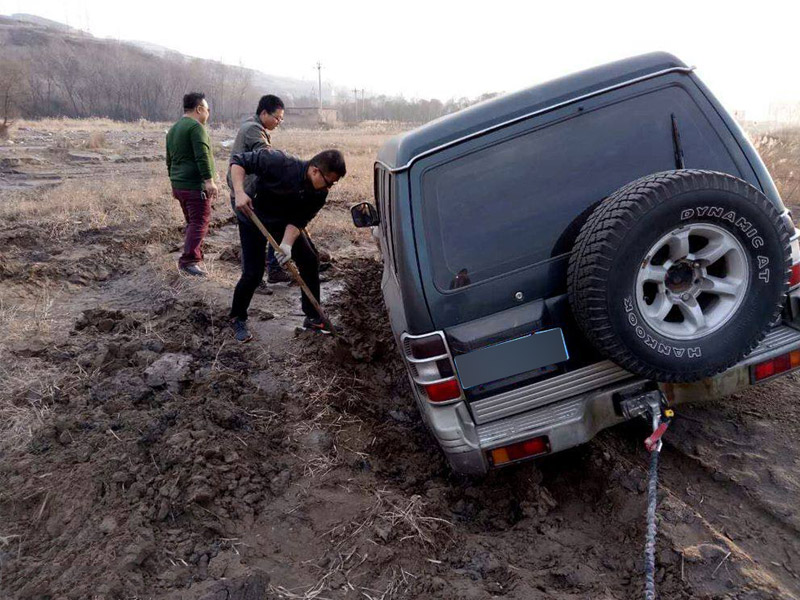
[671,113,685,169]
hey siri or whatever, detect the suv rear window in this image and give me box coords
[420,86,741,292]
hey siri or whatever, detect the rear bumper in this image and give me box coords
[418,324,800,475]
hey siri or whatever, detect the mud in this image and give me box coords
[2,124,800,600]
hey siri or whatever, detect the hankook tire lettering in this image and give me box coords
[623,296,701,358]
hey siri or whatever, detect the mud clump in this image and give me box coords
[76,307,142,333]
[216,245,241,264]
[144,353,193,389]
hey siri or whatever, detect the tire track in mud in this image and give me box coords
[659,439,800,597]
[599,410,800,599]
[656,395,800,597]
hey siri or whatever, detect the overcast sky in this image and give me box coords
[2,0,799,119]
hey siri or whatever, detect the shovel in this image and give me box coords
[242,206,337,336]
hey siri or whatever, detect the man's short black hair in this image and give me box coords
[183,92,206,112]
[256,94,285,116]
[310,150,346,178]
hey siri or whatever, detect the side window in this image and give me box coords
[375,167,396,272]
[384,171,398,273]
[375,167,388,241]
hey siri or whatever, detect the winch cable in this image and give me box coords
[644,443,660,600]
[642,404,673,600]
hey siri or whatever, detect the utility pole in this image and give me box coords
[361,89,365,121]
[352,88,359,121]
[315,62,323,109]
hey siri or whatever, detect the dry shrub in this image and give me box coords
[0,123,9,140]
[87,131,106,149]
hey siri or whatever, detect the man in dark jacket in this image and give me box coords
[226,94,288,284]
[166,92,218,276]
[228,148,346,341]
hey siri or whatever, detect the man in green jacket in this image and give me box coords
[166,92,218,277]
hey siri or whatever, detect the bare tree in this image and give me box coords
[0,57,29,138]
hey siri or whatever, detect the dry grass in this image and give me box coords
[270,490,445,599]
[0,172,182,236]
[270,126,401,205]
[14,117,170,133]
[749,126,800,210]
[0,351,59,454]
[0,288,56,342]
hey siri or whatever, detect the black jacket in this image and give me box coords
[230,148,327,229]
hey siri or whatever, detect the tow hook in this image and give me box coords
[619,390,675,600]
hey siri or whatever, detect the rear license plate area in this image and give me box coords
[453,328,569,389]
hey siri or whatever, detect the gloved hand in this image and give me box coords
[277,242,293,266]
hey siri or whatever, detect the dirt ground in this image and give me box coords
[1,120,800,600]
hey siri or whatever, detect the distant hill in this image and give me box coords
[0,14,323,122]
[9,13,78,33]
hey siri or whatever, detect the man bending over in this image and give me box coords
[228,148,346,341]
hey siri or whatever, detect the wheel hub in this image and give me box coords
[635,223,749,341]
[664,262,695,294]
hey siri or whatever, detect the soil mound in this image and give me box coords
[0,299,290,599]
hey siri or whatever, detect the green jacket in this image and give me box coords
[166,116,216,190]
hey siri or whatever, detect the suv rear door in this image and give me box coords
[409,76,759,330]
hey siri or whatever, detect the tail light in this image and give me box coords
[401,331,462,403]
[424,380,461,402]
[752,349,800,382]
[791,262,800,289]
[489,436,550,466]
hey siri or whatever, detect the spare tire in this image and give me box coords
[568,170,792,382]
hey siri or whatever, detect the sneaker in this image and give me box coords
[230,318,253,342]
[254,281,274,295]
[303,316,333,335]
[179,264,207,277]
[267,268,291,284]
[318,261,332,273]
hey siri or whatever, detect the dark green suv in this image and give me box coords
[352,52,800,475]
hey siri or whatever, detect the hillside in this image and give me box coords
[0,14,319,122]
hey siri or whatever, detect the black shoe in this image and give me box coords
[179,264,207,277]
[230,318,253,342]
[319,261,332,273]
[303,316,333,335]
[267,268,291,284]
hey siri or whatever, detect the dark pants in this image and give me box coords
[230,198,280,274]
[230,207,320,321]
[173,188,210,268]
